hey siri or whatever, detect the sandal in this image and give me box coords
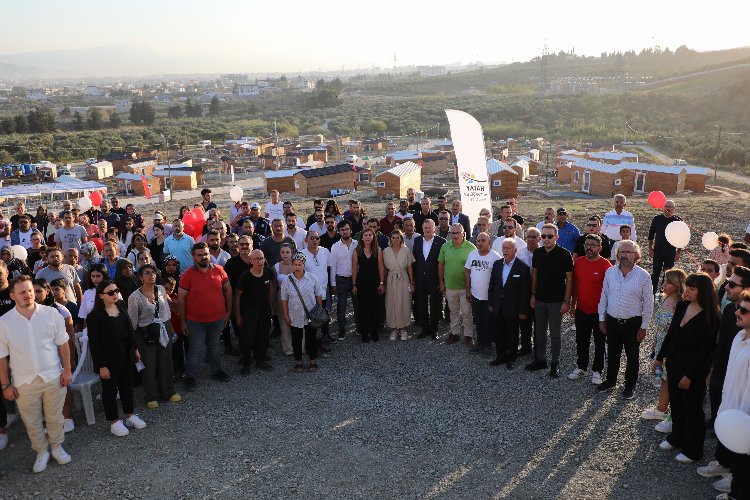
[294,363,304,373]
[309,361,318,372]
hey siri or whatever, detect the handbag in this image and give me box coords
[138,287,161,344]
[289,275,330,329]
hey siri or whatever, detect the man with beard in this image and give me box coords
[163,219,196,273]
[207,230,231,267]
[260,219,295,268]
[178,243,232,392]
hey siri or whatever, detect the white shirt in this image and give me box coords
[502,257,516,286]
[265,201,285,223]
[536,220,554,231]
[0,304,69,387]
[598,264,654,328]
[210,249,231,267]
[403,233,417,252]
[146,223,173,242]
[78,288,96,320]
[517,245,537,268]
[286,227,307,248]
[602,209,637,242]
[17,229,34,249]
[492,235,526,255]
[745,223,750,236]
[720,329,750,415]
[302,247,330,296]
[308,221,326,235]
[329,239,358,285]
[422,236,434,261]
[464,249,501,300]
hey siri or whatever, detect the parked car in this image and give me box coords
[86,158,97,165]
[346,154,358,163]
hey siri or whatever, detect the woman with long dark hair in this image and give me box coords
[119,217,137,249]
[148,223,167,269]
[114,259,139,302]
[126,233,149,269]
[161,255,181,288]
[324,200,343,224]
[352,228,385,343]
[87,279,147,437]
[78,263,109,323]
[655,272,721,464]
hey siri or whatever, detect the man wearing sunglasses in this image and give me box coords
[527,224,574,378]
[319,215,340,251]
[492,217,526,255]
[699,266,750,491]
[572,216,611,262]
[714,288,750,499]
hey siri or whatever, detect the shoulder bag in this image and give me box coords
[138,287,161,344]
[289,275,330,330]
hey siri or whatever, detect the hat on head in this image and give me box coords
[292,251,306,263]
[557,208,568,215]
[250,202,261,209]
[153,213,163,221]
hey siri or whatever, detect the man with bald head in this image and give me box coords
[413,219,445,339]
[488,239,531,369]
[648,199,681,294]
[438,223,476,345]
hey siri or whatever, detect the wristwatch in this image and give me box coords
[1,383,10,390]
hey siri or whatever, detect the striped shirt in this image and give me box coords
[280,272,325,328]
[598,264,654,328]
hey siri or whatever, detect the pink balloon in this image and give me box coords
[648,191,666,209]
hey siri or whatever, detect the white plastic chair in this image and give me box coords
[70,329,101,425]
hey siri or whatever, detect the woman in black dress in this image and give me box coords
[148,223,166,269]
[87,279,147,437]
[351,228,385,343]
[655,272,720,463]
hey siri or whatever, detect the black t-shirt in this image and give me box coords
[0,287,13,316]
[532,245,574,303]
[408,202,421,214]
[320,231,340,251]
[712,303,742,383]
[260,236,296,267]
[573,234,612,259]
[649,214,682,254]
[224,255,252,288]
[236,268,274,315]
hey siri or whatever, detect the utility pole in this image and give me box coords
[715,124,722,182]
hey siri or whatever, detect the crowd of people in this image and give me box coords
[0,187,748,499]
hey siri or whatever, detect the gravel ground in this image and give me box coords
[0,311,721,499]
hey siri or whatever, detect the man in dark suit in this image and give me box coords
[412,219,446,339]
[488,238,531,369]
[450,199,471,236]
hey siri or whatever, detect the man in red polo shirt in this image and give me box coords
[568,234,612,385]
[177,242,232,392]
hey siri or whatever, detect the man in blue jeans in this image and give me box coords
[329,221,358,340]
[177,242,233,392]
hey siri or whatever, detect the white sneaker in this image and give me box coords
[591,371,603,385]
[659,440,675,451]
[32,451,50,473]
[400,330,408,341]
[390,330,397,341]
[715,494,731,500]
[640,408,668,420]
[676,453,694,464]
[655,417,673,433]
[713,474,732,493]
[698,460,732,478]
[0,433,7,450]
[110,420,129,437]
[125,414,147,430]
[5,413,18,428]
[567,368,586,380]
[570,324,577,331]
[50,446,71,465]
[63,418,75,433]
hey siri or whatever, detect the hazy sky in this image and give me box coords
[3,0,749,73]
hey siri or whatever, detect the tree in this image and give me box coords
[14,115,28,134]
[108,111,122,129]
[129,101,142,125]
[73,111,85,131]
[185,98,202,118]
[87,107,105,130]
[140,102,156,125]
[167,105,184,119]
[208,96,220,117]
[0,118,14,135]
[61,106,71,118]
[0,150,13,164]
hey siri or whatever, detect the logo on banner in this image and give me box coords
[460,169,489,199]
[460,172,487,184]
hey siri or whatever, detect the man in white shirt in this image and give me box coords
[0,276,73,473]
[264,190,285,223]
[302,230,331,339]
[536,207,556,231]
[285,213,307,249]
[464,233,501,354]
[492,217,526,255]
[207,230,231,267]
[516,227,540,355]
[329,220,358,340]
[601,194,637,242]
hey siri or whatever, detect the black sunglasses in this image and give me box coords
[102,288,120,296]
[726,281,742,289]
[738,305,750,315]
[540,234,555,239]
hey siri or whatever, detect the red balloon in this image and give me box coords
[648,191,666,209]
[89,191,103,207]
[192,207,205,220]
[91,238,104,252]
[183,212,197,224]
[183,223,195,235]
[193,220,206,238]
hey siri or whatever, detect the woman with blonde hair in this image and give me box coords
[642,267,687,433]
[383,229,415,341]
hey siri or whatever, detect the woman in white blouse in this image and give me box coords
[273,243,295,356]
[281,252,324,373]
[77,263,108,323]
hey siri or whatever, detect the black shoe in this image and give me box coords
[622,386,635,400]
[597,380,617,392]
[417,331,428,339]
[362,335,370,343]
[256,362,272,371]
[489,358,504,366]
[506,361,515,370]
[337,334,345,341]
[550,363,560,378]
[431,333,438,339]
[372,334,379,342]
[240,365,252,376]
[184,377,196,392]
[525,359,548,372]
[211,371,231,382]
[265,354,272,361]
[224,346,239,356]
[469,346,485,354]
[518,347,533,356]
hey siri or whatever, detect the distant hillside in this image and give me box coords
[0,62,44,79]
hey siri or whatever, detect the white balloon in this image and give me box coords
[702,231,719,251]
[715,409,750,454]
[229,186,244,203]
[664,220,691,249]
[10,245,27,262]
[78,196,92,211]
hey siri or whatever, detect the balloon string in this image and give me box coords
[681,248,702,267]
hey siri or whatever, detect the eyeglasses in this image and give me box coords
[726,281,742,289]
[586,223,598,227]
[503,226,515,230]
[450,232,462,235]
[102,288,120,296]
[251,257,265,261]
[584,243,601,248]
[439,218,449,221]
[308,236,320,240]
[738,305,750,315]
[540,234,555,239]
[238,243,251,247]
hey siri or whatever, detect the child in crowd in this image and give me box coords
[163,277,186,378]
